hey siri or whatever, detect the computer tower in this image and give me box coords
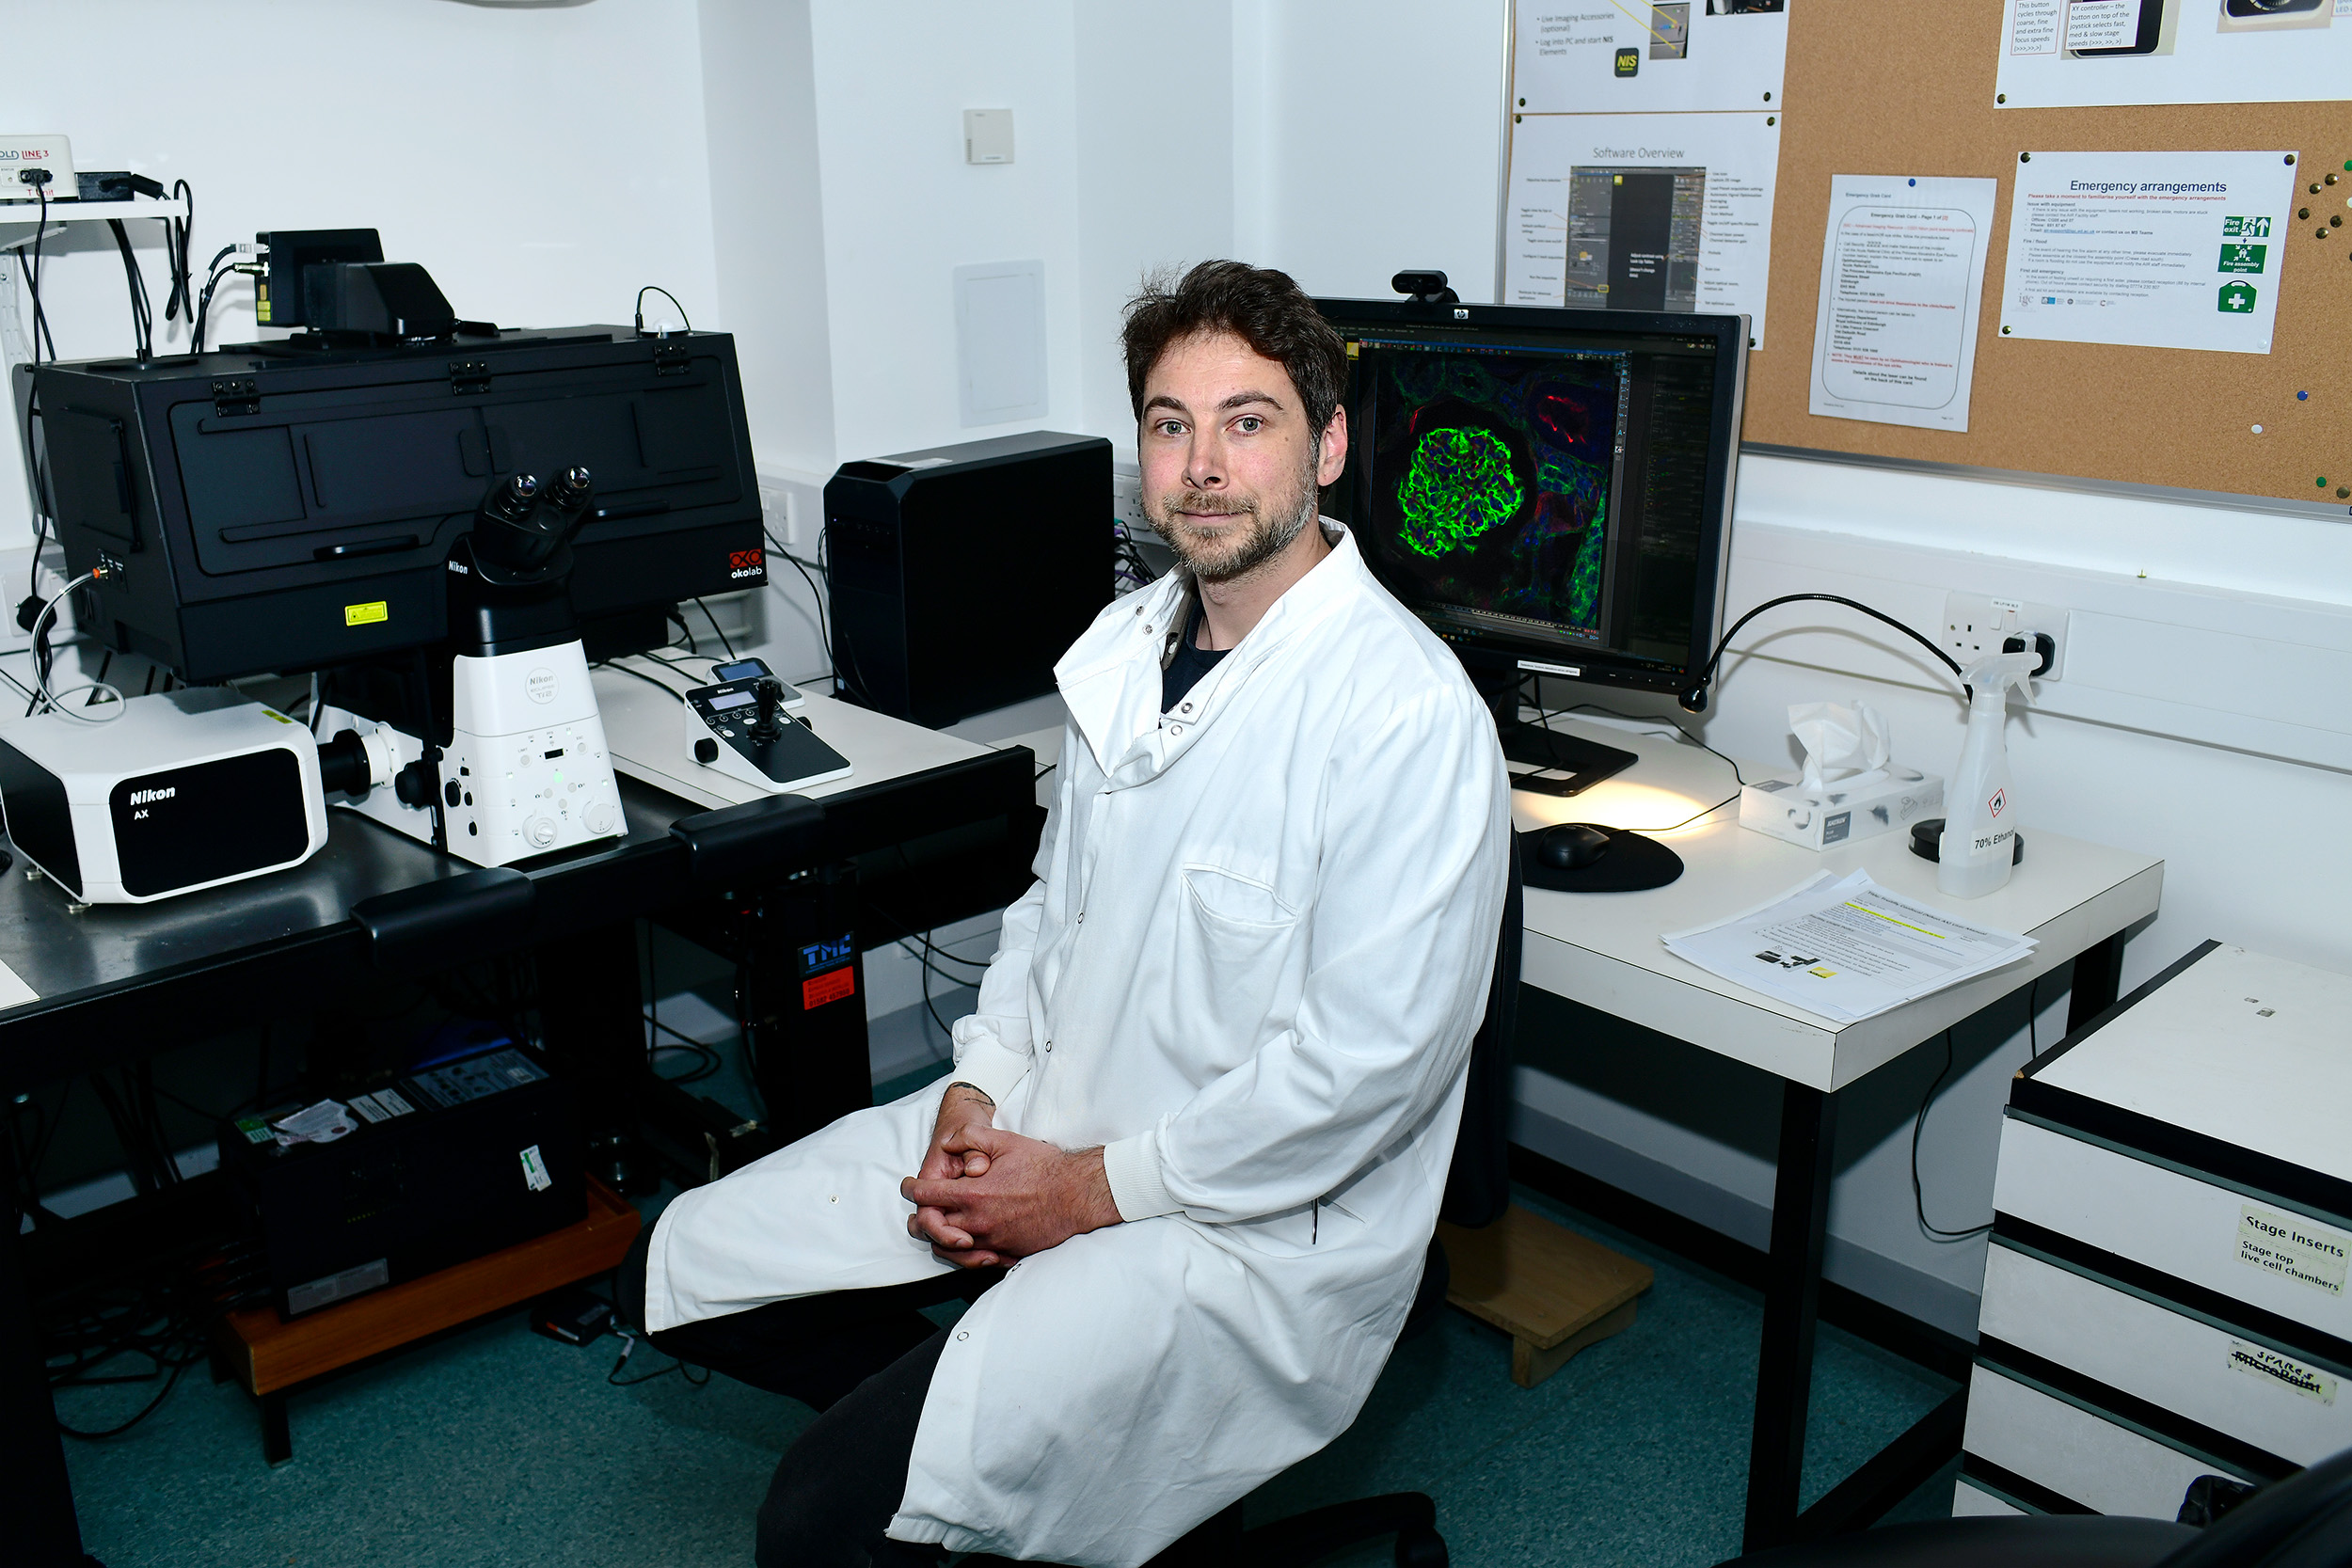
[823,431,1111,727]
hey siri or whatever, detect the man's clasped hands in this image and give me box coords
[899,1084,1123,1268]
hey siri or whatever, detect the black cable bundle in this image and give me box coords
[103,219,154,360]
[160,180,195,333]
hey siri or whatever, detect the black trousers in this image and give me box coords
[619,1232,1245,1567]
[619,1227,998,1567]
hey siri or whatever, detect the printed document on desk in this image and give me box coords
[1662,871,2037,1022]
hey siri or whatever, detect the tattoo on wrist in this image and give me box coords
[944,1081,994,1108]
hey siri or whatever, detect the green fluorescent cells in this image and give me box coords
[1397,428,1521,558]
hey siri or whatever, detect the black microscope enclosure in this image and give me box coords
[25,327,765,682]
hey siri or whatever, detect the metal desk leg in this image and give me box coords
[2067,930,2125,1034]
[1743,1081,1837,1553]
[0,1206,99,1566]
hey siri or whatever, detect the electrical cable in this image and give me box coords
[1911,1028,1994,1242]
[1688,594,1967,708]
[633,286,692,335]
[161,181,195,330]
[595,658,690,705]
[104,219,154,359]
[25,573,124,721]
[769,532,837,687]
[1518,681,1747,832]
[690,596,738,659]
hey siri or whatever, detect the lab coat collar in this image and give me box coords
[1057,520,1370,783]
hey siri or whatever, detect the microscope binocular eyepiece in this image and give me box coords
[470,467,592,577]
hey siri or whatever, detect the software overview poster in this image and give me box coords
[1503,112,1781,347]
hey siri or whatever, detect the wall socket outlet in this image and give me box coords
[1943,591,2069,680]
[1111,467,1154,539]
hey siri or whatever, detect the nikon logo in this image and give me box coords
[129,787,176,805]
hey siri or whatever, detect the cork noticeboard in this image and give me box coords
[1740,2,2352,507]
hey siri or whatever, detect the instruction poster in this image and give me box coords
[1514,1,1788,114]
[1809,175,1999,432]
[1997,150,2299,355]
[1502,112,1782,345]
[1996,0,2352,108]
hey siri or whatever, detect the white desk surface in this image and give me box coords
[592,658,995,811]
[1512,715,2163,1093]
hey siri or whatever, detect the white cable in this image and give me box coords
[29,572,124,722]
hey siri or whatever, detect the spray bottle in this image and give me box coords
[1937,650,2041,898]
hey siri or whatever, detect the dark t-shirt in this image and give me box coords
[1160,600,1230,713]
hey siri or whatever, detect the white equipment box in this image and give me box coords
[0,135,77,201]
[1961,942,2352,1519]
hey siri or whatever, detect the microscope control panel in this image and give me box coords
[683,659,850,794]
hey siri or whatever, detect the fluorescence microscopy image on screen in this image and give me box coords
[1360,343,1627,641]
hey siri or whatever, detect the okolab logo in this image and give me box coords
[728,546,765,581]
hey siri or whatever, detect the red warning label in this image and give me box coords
[802,967,856,1009]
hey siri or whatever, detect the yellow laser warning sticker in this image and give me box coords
[345,601,389,627]
[261,708,294,724]
[1808,966,1838,979]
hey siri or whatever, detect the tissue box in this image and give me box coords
[1738,765,1944,851]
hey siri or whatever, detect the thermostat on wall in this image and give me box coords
[963,109,1013,166]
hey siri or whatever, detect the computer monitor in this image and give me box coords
[1316,298,1746,750]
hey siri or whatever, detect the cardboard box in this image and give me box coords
[1739,764,1943,851]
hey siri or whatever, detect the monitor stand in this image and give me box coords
[1500,721,1637,799]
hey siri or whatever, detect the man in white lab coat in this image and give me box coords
[629,261,1509,1567]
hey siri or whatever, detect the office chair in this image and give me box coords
[1152,833,1523,1568]
[1720,1444,2352,1568]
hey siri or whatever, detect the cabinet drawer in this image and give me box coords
[1979,1242,2352,1465]
[1963,1361,2276,1518]
[1994,1116,2352,1344]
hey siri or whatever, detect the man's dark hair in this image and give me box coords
[1121,261,1350,439]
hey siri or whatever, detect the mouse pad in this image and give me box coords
[1518,826,1685,894]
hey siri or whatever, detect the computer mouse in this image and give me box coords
[1535,822,1613,871]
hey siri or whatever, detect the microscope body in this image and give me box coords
[322,471,625,867]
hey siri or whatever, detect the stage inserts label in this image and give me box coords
[2238,1204,2349,1297]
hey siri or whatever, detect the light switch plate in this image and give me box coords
[963,109,1013,166]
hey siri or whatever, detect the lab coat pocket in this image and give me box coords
[1177,864,1299,1067]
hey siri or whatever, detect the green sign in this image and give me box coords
[2222,215,2272,238]
[2218,243,2268,275]
[2218,280,2259,313]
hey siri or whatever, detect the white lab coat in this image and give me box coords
[644,523,1508,1566]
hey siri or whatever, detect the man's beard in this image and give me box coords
[1150,447,1322,584]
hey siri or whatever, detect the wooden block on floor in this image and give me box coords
[217,1177,641,1398]
[1437,1203,1653,1388]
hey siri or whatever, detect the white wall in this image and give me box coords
[1235,1,2352,1334]
[2,0,721,553]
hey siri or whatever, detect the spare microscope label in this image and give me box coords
[527,668,558,705]
[2238,1205,2349,1297]
[2227,1338,2338,1405]
[344,600,389,627]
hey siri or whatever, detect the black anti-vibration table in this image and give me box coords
[0,743,1043,1568]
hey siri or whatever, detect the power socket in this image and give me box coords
[1111,466,1153,539]
[1943,591,2068,680]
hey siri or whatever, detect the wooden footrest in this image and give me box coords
[217,1176,641,1400]
[1437,1203,1653,1387]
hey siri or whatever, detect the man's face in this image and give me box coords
[1137,331,1349,583]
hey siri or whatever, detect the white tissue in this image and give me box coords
[1790,701,1891,794]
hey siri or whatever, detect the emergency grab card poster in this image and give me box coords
[1997,0,2352,109]
[1808,176,2000,432]
[1998,150,2299,354]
